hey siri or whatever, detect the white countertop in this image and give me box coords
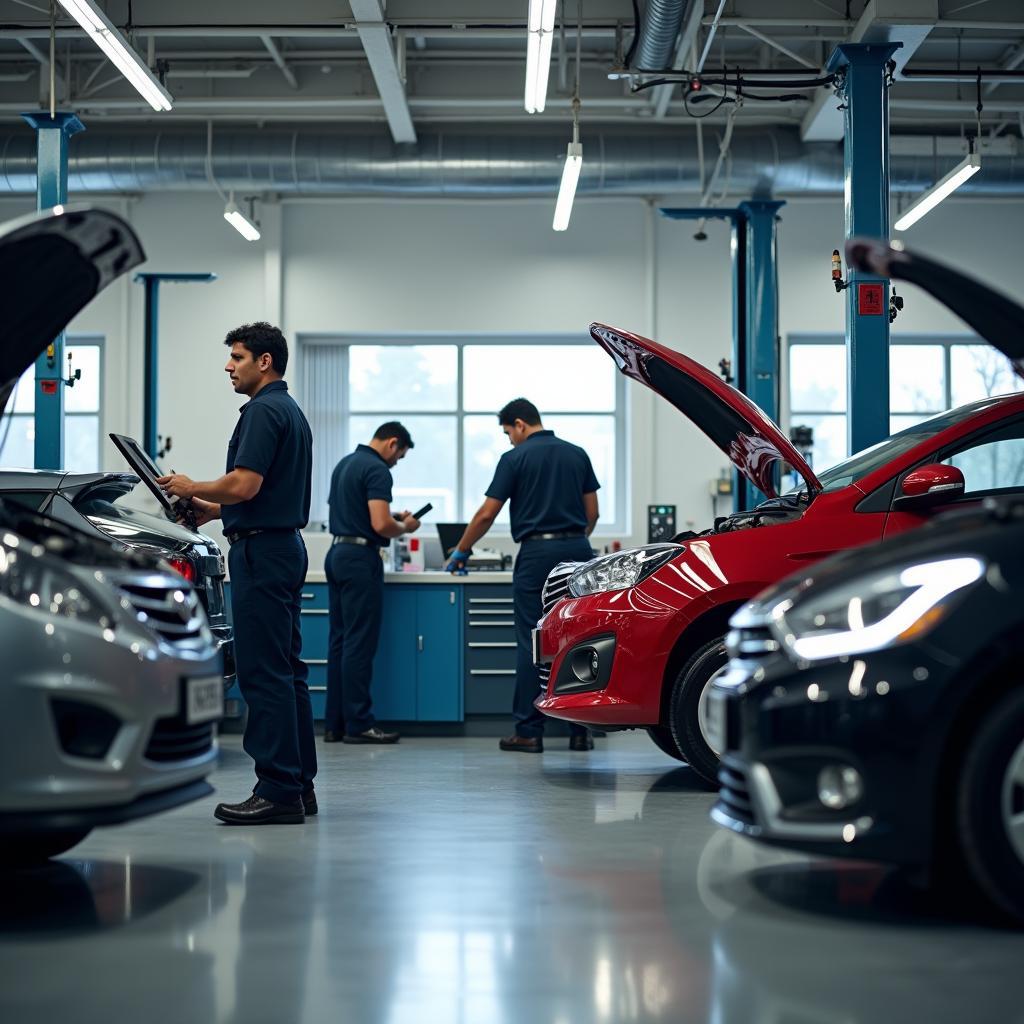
[304,570,514,584]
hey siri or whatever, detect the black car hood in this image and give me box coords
[0,206,145,414]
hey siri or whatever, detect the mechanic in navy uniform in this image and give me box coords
[448,398,599,753]
[324,422,421,745]
[158,322,316,825]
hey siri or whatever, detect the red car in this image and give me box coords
[534,321,1024,786]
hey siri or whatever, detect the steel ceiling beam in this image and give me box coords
[259,35,298,89]
[349,0,416,144]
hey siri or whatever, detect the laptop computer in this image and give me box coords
[436,522,471,559]
[109,433,196,528]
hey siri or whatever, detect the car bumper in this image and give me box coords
[709,651,948,866]
[211,625,236,686]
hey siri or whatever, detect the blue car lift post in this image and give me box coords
[134,273,217,460]
[22,111,84,470]
[660,201,785,512]
[827,43,900,455]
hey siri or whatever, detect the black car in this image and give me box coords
[709,240,1024,923]
[0,466,234,688]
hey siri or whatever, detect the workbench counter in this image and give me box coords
[303,570,514,584]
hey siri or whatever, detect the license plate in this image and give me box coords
[705,689,728,754]
[187,675,224,725]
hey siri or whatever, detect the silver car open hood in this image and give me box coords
[0,206,145,414]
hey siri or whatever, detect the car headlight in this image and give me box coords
[568,544,683,597]
[0,534,114,629]
[771,555,985,662]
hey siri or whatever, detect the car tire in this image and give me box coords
[668,637,729,789]
[0,829,91,865]
[646,725,686,762]
[956,688,1024,924]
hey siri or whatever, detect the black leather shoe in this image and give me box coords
[302,789,318,816]
[499,734,543,753]
[569,735,594,751]
[323,730,343,743]
[342,727,400,744]
[214,795,304,825]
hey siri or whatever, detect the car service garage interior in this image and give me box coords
[1,2,1023,1022]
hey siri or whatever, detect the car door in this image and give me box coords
[884,415,1024,538]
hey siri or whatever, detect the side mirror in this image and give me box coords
[893,463,965,510]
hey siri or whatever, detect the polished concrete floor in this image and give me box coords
[1,732,1022,1024]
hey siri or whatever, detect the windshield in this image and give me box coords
[786,396,1016,495]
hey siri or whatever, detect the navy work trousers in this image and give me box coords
[324,543,384,736]
[229,530,317,804]
[513,536,594,738]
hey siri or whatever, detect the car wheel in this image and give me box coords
[646,725,686,762]
[956,688,1024,924]
[0,829,91,865]
[669,637,729,788]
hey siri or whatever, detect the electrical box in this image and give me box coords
[647,504,676,544]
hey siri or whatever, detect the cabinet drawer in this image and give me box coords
[464,668,516,714]
[465,621,516,643]
[465,644,517,673]
[300,584,329,610]
[300,613,329,659]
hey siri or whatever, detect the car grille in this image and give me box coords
[537,562,582,684]
[144,712,215,763]
[717,758,756,827]
[116,576,206,647]
[725,620,780,661]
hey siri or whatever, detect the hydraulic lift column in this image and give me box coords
[827,43,900,455]
[21,111,84,470]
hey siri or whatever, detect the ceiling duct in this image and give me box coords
[0,128,1019,196]
[632,0,689,73]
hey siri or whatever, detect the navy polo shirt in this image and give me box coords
[221,380,312,533]
[485,430,600,542]
[327,444,394,547]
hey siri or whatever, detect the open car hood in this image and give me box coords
[591,323,822,498]
[847,238,1024,373]
[0,206,145,414]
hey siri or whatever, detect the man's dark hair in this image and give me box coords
[224,322,289,375]
[498,398,542,427]
[374,421,414,450]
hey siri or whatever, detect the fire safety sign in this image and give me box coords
[858,282,884,315]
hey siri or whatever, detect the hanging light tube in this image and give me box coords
[224,199,261,242]
[553,140,583,231]
[525,0,557,113]
[56,0,173,111]
[893,152,981,232]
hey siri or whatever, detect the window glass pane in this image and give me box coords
[945,420,1024,494]
[462,415,510,524]
[65,416,99,472]
[891,413,932,434]
[790,414,847,473]
[10,365,33,414]
[544,414,616,521]
[349,346,456,411]
[65,345,101,413]
[789,345,845,413]
[0,414,34,467]
[349,415,458,522]
[950,345,1024,407]
[463,345,615,413]
[890,345,943,412]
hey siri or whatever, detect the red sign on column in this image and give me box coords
[858,282,884,315]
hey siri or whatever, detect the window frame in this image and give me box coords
[297,333,629,536]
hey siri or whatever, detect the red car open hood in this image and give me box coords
[591,323,822,498]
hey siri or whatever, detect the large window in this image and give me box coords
[788,336,1023,472]
[0,337,104,472]
[299,337,626,533]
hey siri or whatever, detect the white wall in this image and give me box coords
[28,189,1024,559]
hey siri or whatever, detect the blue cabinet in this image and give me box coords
[415,587,462,720]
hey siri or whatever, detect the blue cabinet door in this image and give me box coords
[416,587,462,721]
[371,587,419,721]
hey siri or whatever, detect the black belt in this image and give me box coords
[520,531,586,543]
[224,527,297,545]
[332,535,376,548]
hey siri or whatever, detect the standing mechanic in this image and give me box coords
[448,398,599,753]
[158,322,316,825]
[324,422,420,745]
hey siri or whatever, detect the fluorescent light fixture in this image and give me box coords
[552,142,583,231]
[893,152,981,232]
[223,200,261,242]
[525,0,557,113]
[56,0,173,111]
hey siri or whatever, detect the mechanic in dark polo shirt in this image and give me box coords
[324,422,421,745]
[158,322,316,825]
[447,398,599,753]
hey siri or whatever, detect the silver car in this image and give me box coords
[0,207,222,863]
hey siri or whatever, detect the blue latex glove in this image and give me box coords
[446,549,471,574]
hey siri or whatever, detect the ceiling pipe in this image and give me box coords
[632,0,689,73]
[0,127,1016,196]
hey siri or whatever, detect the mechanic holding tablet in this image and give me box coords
[158,322,317,826]
[323,422,422,745]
